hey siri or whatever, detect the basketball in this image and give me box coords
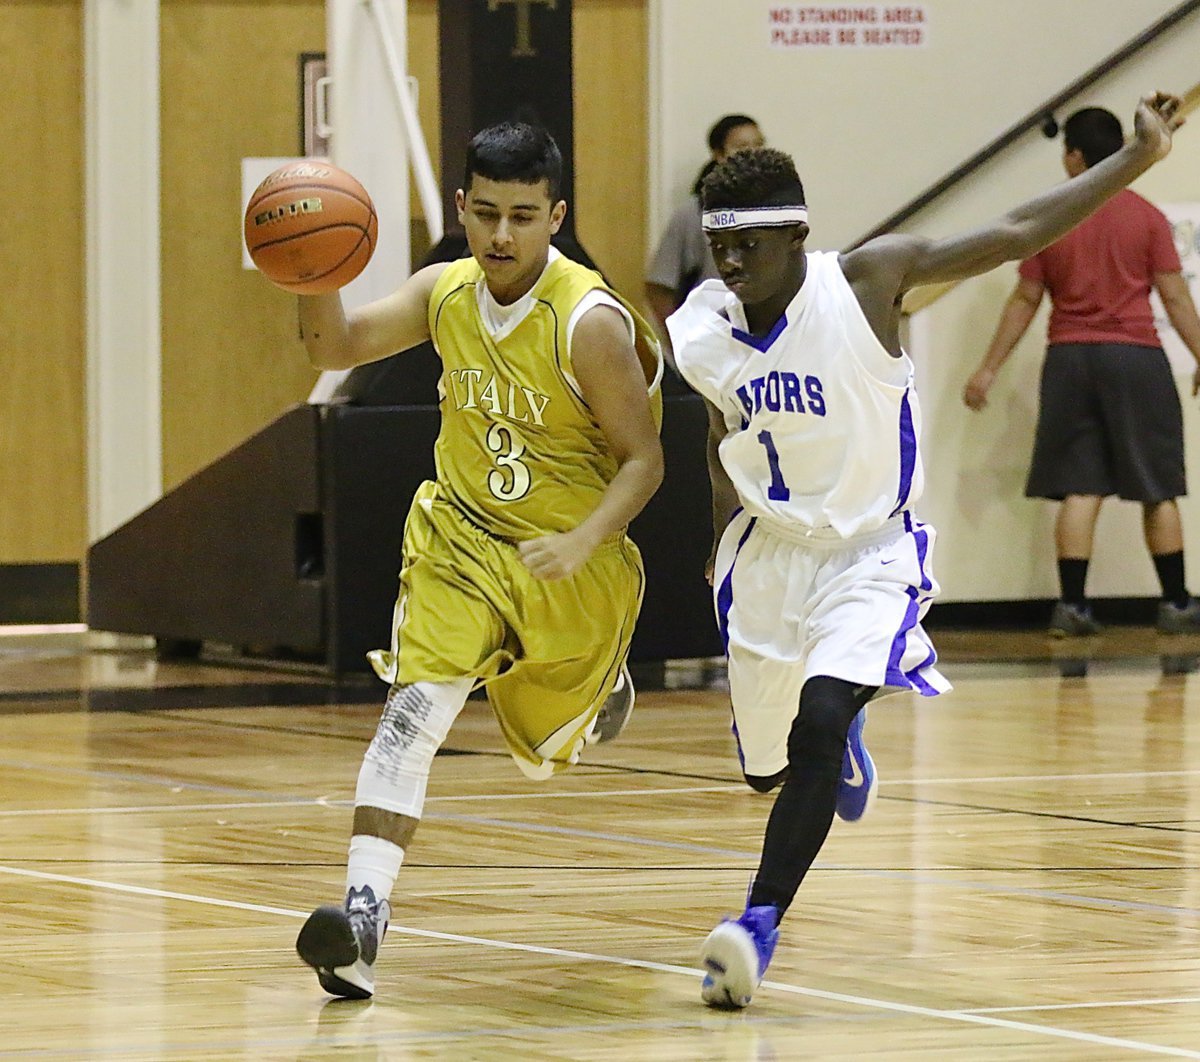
[244,160,377,294]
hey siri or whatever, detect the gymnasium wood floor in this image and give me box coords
[3,626,1200,1060]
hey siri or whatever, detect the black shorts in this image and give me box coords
[1025,342,1185,503]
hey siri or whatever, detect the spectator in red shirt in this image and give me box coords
[964,106,1200,635]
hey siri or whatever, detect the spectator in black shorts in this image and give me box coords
[963,106,1200,635]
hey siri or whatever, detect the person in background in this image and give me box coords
[645,114,764,368]
[964,106,1200,636]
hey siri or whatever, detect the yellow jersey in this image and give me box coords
[427,253,662,541]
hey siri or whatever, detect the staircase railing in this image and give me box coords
[900,79,1200,316]
[854,0,1200,252]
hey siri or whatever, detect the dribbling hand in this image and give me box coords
[518,530,594,581]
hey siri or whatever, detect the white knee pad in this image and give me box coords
[355,678,473,818]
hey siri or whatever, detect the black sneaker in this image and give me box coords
[587,663,635,745]
[1157,599,1200,634]
[296,885,390,999]
[1048,601,1102,637]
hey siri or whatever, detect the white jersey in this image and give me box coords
[669,251,923,539]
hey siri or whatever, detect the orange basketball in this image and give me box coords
[244,160,378,294]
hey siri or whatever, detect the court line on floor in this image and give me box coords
[0,1012,894,1059]
[0,756,284,795]
[0,784,746,819]
[6,749,1200,804]
[2,788,1198,916]
[967,996,1200,1014]
[885,769,1200,786]
[432,812,757,859]
[0,760,1196,818]
[420,812,1200,917]
[0,863,1194,1059]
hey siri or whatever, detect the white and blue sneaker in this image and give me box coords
[700,904,780,1009]
[296,884,390,999]
[836,707,877,822]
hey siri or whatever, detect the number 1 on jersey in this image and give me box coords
[757,430,791,501]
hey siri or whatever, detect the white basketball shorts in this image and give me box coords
[712,509,950,777]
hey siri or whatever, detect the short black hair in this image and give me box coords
[464,122,563,200]
[707,114,759,154]
[1063,107,1124,168]
[700,148,806,211]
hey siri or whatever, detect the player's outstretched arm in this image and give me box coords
[298,262,449,370]
[517,305,664,581]
[846,93,1183,301]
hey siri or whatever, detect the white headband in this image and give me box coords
[702,205,808,231]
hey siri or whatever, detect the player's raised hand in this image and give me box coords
[1133,92,1184,162]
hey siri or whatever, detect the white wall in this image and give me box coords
[650,0,1200,602]
[85,0,162,540]
[918,121,1200,603]
[650,1,1197,249]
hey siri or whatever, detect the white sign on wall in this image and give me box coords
[767,4,929,49]
[1152,203,1200,377]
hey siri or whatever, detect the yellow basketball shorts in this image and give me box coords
[369,480,645,778]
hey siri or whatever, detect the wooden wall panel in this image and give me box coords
[159,0,325,491]
[0,0,649,569]
[574,0,648,304]
[401,0,649,293]
[0,1,84,562]
[158,0,452,490]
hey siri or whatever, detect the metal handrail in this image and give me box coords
[854,0,1200,252]
[900,80,1200,317]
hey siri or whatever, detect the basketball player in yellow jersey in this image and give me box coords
[290,122,663,1000]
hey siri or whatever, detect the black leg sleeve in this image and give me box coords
[746,676,875,917]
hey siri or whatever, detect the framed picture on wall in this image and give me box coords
[300,52,330,158]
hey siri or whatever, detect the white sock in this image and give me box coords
[346,834,405,903]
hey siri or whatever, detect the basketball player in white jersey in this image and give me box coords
[668,92,1184,1009]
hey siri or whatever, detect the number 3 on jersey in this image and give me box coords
[486,422,532,500]
[757,430,791,501]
